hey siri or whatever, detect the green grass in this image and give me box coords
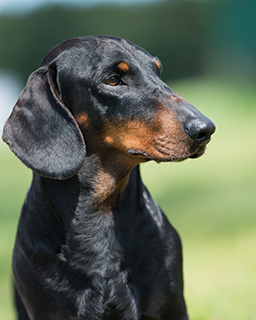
[0,147,31,320]
[1,75,256,319]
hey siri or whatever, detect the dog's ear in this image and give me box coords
[2,64,86,179]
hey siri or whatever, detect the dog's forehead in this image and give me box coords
[41,36,157,70]
[102,38,156,66]
[102,38,150,57]
[93,39,162,76]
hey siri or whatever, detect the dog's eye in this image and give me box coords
[103,76,122,86]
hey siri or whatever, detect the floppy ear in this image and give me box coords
[2,65,86,179]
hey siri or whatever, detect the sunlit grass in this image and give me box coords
[0,145,31,320]
[1,75,256,319]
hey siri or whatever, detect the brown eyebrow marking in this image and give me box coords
[117,61,129,73]
[154,58,162,71]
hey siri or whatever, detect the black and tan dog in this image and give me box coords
[2,36,215,320]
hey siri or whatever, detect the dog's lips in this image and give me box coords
[127,131,212,162]
[189,145,207,159]
[189,135,212,159]
[128,149,152,161]
[128,143,208,162]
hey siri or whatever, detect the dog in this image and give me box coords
[2,36,215,320]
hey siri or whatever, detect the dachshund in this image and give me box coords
[2,35,215,320]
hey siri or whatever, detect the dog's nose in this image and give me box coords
[185,118,215,146]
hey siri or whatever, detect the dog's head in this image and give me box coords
[2,36,215,179]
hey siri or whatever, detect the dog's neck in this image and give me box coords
[40,149,140,226]
[22,159,142,265]
[77,148,140,210]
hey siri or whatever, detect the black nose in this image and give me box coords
[185,118,215,146]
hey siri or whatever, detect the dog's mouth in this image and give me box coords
[128,142,208,163]
[128,149,152,162]
[189,145,207,159]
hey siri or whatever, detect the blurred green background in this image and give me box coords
[0,0,255,319]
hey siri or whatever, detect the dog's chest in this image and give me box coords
[60,218,165,318]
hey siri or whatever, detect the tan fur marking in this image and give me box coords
[154,58,161,71]
[103,120,153,155]
[92,153,134,209]
[101,102,193,163]
[117,62,129,73]
[75,113,89,128]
